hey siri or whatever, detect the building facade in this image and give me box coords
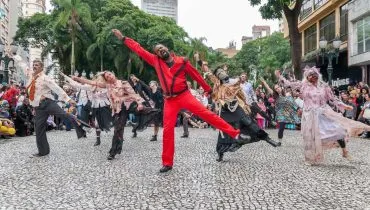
[22,0,45,64]
[348,0,370,84]
[296,0,362,86]
[241,25,271,46]
[216,41,239,58]
[241,36,253,45]
[9,0,23,44]
[252,25,271,40]
[141,0,178,23]
[0,0,9,45]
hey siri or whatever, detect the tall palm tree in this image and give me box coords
[86,33,106,72]
[54,0,92,75]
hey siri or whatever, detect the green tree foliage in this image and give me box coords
[14,0,201,82]
[230,32,291,86]
[247,0,303,79]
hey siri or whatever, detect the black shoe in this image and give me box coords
[150,135,157,141]
[77,129,87,139]
[228,143,242,152]
[94,138,101,146]
[159,166,172,173]
[216,153,224,162]
[107,154,115,160]
[180,134,189,138]
[132,132,137,138]
[265,137,281,147]
[236,134,251,145]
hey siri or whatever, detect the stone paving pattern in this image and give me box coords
[0,128,369,209]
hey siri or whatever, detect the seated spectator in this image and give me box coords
[15,98,33,137]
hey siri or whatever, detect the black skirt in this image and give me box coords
[92,106,113,131]
[132,106,161,132]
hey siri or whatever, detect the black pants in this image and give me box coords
[182,112,189,135]
[251,102,271,122]
[109,103,136,156]
[278,122,286,139]
[35,99,84,155]
[337,139,346,148]
[109,109,128,156]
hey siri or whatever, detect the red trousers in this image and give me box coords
[162,91,240,166]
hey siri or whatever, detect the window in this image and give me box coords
[300,0,313,21]
[304,24,317,54]
[356,16,370,54]
[320,12,335,42]
[314,0,327,9]
[340,3,348,42]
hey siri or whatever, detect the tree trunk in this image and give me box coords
[100,47,103,72]
[71,36,75,75]
[283,1,303,79]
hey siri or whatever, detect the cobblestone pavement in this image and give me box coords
[0,128,369,209]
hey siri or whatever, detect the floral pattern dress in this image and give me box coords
[275,96,300,124]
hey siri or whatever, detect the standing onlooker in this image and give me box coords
[256,98,267,129]
[341,91,357,120]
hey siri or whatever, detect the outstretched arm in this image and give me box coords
[72,76,107,88]
[112,29,156,66]
[325,86,352,112]
[61,73,92,91]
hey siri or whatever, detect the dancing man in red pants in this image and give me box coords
[112,29,250,173]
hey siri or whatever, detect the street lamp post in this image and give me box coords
[319,36,341,86]
[0,40,18,84]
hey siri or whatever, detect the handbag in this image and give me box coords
[363,108,370,119]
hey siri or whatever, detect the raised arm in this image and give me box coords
[275,70,302,90]
[260,78,273,95]
[112,29,156,66]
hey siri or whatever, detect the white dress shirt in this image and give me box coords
[27,72,70,107]
[240,82,257,105]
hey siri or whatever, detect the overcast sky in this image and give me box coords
[46,0,279,50]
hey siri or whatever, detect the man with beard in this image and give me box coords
[195,55,280,162]
[27,59,86,157]
[112,29,250,173]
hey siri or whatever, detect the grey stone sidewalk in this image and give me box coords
[0,128,369,209]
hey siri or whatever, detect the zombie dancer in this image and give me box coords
[62,73,112,146]
[112,29,250,172]
[196,56,280,162]
[276,67,370,165]
[27,60,86,157]
[73,71,158,160]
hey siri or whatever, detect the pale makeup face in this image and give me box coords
[307,73,318,84]
[104,72,116,83]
